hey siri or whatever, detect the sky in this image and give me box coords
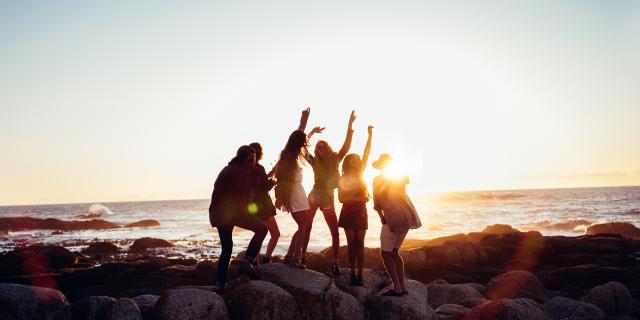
[1,0,639,205]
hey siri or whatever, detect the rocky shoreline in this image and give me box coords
[1,222,640,319]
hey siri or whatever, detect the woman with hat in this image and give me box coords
[372,153,422,296]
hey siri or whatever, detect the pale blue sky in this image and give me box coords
[1,1,639,205]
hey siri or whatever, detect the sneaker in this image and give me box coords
[238,260,259,279]
[349,274,358,286]
[283,255,291,266]
[297,256,307,269]
[356,274,364,286]
[331,263,341,276]
[261,256,271,265]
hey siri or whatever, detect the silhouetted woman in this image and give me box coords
[248,142,280,264]
[274,108,311,267]
[372,153,422,296]
[300,110,356,275]
[338,125,373,285]
[209,145,268,293]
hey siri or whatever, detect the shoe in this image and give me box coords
[331,263,341,276]
[283,255,291,266]
[261,256,271,265]
[349,274,358,286]
[381,288,403,297]
[356,274,364,286]
[402,291,409,295]
[214,282,226,295]
[297,257,307,269]
[238,260,259,279]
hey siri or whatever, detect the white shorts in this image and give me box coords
[380,225,410,252]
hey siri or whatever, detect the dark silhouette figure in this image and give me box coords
[300,110,356,275]
[209,145,267,292]
[338,125,373,285]
[248,142,280,264]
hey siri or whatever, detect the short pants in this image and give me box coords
[380,224,410,252]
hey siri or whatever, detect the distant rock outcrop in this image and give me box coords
[125,220,161,228]
[0,217,119,231]
[586,222,640,239]
[129,237,173,252]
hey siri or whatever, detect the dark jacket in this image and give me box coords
[253,163,276,221]
[208,163,253,227]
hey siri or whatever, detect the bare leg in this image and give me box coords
[322,207,340,263]
[392,248,406,292]
[381,250,402,292]
[265,217,280,258]
[355,230,366,275]
[287,211,307,265]
[301,202,318,256]
[344,229,357,274]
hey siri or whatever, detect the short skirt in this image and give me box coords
[338,201,368,230]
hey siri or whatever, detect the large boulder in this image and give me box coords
[155,288,228,320]
[131,295,159,320]
[258,263,331,320]
[223,280,298,320]
[71,296,116,320]
[334,268,390,303]
[323,285,365,320]
[585,222,640,239]
[129,238,173,252]
[422,241,488,267]
[0,283,70,320]
[367,280,434,320]
[125,220,161,228]
[543,296,605,320]
[485,270,549,303]
[82,242,119,257]
[426,283,482,308]
[581,281,634,317]
[37,245,78,268]
[104,298,142,320]
[434,304,468,320]
[465,298,551,320]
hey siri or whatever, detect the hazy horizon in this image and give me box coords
[2,1,639,205]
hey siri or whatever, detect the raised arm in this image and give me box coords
[337,110,356,160]
[298,107,311,132]
[360,125,373,172]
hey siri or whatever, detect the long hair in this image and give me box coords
[275,130,307,182]
[339,153,369,200]
[314,140,336,159]
[249,142,263,161]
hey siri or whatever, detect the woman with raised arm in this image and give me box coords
[338,125,373,286]
[300,111,356,274]
[273,108,312,267]
[248,142,279,264]
[372,153,422,296]
[209,145,268,293]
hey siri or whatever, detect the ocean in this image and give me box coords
[1,186,639,258]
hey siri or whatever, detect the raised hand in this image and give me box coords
[368,125,374,134]
[310,126,325,134]
[298,107,311,131]
[348,110,356,127]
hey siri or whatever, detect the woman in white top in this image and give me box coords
[274,108,316,267]
[372,153,422,296]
